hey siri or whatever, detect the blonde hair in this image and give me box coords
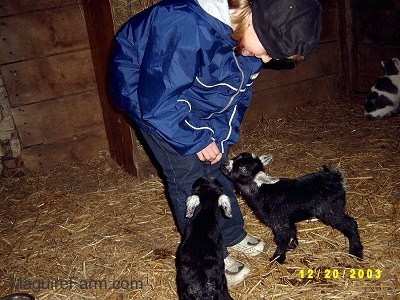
[228,0,251,55]
[228,0,304,64]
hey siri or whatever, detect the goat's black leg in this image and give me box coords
[270,222,297,263]
[317,211,363,260]
[288,224,299,250]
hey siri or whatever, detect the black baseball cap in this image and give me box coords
[252,0,323,59]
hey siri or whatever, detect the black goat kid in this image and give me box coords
[177,177,233,300]
[221,152,363,264]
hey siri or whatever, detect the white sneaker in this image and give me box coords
[229,234,266,257]
[224,255,251,286]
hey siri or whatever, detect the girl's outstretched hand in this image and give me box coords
[196,142,222,165]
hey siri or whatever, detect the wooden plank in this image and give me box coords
[11,90,105,147]
[357,75,377,93]
[354,0,400,11]
[337,0,355,101]
[320,0,337,9]
[245,75,340,124]
[355,11,400,45]
[254,42,338,92]
[352,0,400,95]
[357,46,400,75]
[82,0,139,176]
[22,130,108,173]
[319,8,337,43]
[2,49,96,106]
[0,0,80,17]
[355,45,400,92]
[0,5,89,64]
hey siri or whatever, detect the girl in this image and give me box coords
[110,0,322,285]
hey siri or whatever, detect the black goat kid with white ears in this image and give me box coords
[221,152,363,264]
[176,177,233,300]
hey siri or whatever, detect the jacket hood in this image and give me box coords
[197,0,231,27]
[186,0,235,46]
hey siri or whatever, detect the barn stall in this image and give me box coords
[0,0,399,299]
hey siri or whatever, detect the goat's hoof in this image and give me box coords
[350,245,363,260]
[288,240,298,250]
[269,254,286,264]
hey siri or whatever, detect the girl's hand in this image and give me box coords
[196,142,222,165]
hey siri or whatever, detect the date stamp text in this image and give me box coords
[299,268,382,280]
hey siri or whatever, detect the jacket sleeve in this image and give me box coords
[110,10,216,156]
[109,30,140,114]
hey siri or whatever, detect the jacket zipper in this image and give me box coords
[203,49,245,120]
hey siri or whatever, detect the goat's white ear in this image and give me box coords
[218,195,232,218]
[394,58,400,69]
[186,195,200,218]
[259,154,273,166]
[254,171,279,187]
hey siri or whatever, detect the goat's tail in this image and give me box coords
[323,164,347,189]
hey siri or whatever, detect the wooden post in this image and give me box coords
[82,0,139,176]
[337,0,355,101]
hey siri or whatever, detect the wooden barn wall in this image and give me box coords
[0,0,108,172]
[244,0,339,123]
[352,0,400,96]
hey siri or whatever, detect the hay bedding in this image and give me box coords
[0,101,399,300]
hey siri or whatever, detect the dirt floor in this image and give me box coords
[0,101,399,299]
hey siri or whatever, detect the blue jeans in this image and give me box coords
[140,129,246,255]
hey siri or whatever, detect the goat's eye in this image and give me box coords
[239,166,247,174]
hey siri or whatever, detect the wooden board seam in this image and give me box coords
[9,87,98,108]
[0,46,91,67]
[0,2,83,18]
[21,128,106,149]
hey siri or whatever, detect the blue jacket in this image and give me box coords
[109,0,263,156]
